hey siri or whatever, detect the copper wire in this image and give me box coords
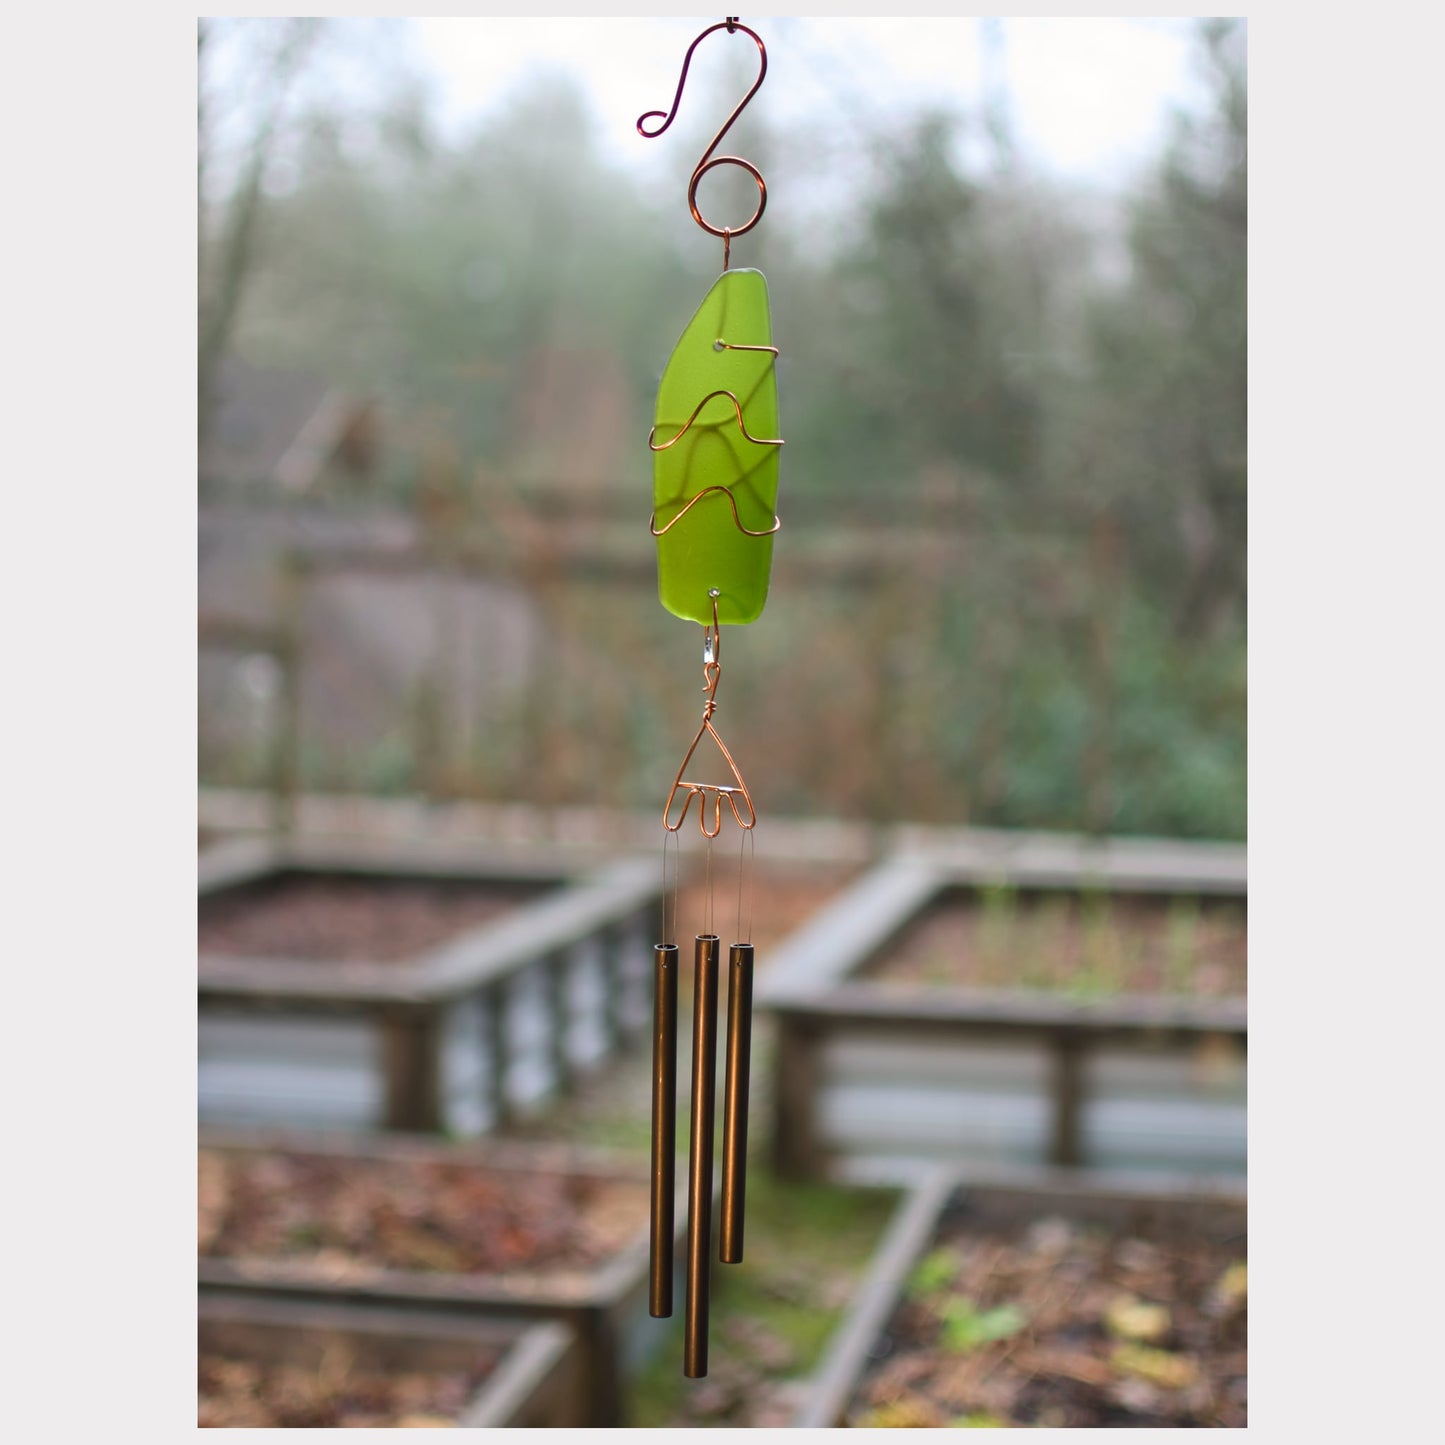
[660,829,680,946]
[648,389,784,454]
[637,19,769,253]
[734,824,755,947]
[705,833,715,937]
[663,591,758,838]
[649,485,781,541]
[649,362,784,540]
[714,340,779,357]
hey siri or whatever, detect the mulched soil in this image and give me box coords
[197,874,547,963]
[199,1347,499,1428]
[848,1209,1247,1428]
[860,890,1247,997]
[199,1147,646,1276]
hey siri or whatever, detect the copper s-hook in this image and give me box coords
[637,18,769,263]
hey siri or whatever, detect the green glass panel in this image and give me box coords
[653,268,781,626]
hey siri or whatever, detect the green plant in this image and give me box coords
[1074,886,1122,996]
[1164,895,1200,994]
[938,1298,1027,1353]
[976,882,1018,984]
[908,1246,960,1298]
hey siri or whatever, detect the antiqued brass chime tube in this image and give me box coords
[684,933,721,1377]
[649,942,679,1317]
[719,942,754,1264]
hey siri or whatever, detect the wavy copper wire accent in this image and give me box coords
[650,486,780,540]
[650,344,783,538]
[648,388,783,453]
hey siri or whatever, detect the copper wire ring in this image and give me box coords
[689,155,767,241]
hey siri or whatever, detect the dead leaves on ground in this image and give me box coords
[851,1214,1247,1428]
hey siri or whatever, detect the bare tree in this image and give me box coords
[198,18,322,445]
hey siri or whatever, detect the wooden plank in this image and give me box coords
[820,1032,1049,1089]
[198,1123,654,1180]
[544,949,571,1096]
[597,923,624,1050]
[417,856,660,997]
[483,980,510,1129]
[197,1131,695,1429]
[198,955,424,1005]
[950,1167,1248,1244]
[952,1160,1247,1218]
[197,836,284,896]
[279,833,583,881]
[778,984,1247,1040]
[887,826,1246,893]
[459,1320,585,1428]
[794,1168,957,1428]
[197,855,661,1007]
[197,617,283,653]
[755,857,943,1004]
[381,1005,442,1131]
[197,1292,587,1428]
[772,1016,824,1181]
[271,554,304,838]
[574,1308,625,1427]
[794,1164,1246,1427]
[1049,1033,1086,1167]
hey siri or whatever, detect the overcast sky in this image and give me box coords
[405,16,1219,193]
[201,14,1234,240]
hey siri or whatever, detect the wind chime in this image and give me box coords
[639,18,783,1378]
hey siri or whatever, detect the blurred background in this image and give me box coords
[197,18,1248,1428]
[198,15,1246,844]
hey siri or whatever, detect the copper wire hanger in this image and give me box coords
[662,590,758,837]
[637,17,768,270]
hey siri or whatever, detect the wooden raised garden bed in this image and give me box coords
[758,831,1246,1181]
[197,1127,692,1426]
[198,835,660,1134]
[199,1292,585,1427]
[797,1165,1247,1427]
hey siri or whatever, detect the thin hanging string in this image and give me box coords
[734,825,755,945]
[704,833,715,937]
[660,829,680,945]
